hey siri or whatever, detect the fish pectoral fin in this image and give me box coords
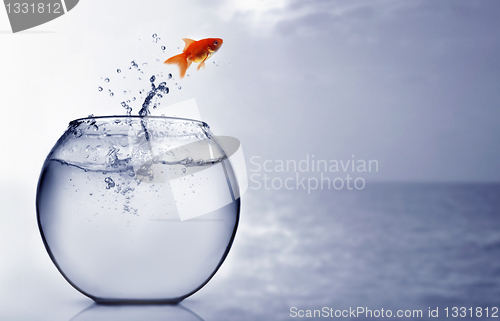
[197,61,206,70]
[182,38,196,51]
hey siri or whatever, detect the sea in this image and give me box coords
[3,182,500,320]
[182,182,500,321]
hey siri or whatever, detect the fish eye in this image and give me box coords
[213,41,218,46]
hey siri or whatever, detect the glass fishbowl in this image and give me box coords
[36,116,240,303]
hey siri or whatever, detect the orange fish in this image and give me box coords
[164,38,223,78]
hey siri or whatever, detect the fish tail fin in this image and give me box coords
[164,53,191,78]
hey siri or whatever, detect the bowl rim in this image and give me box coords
[71,115,208,126]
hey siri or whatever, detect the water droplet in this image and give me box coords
[117,69,121,73]
[98,86,103,92]
[105,78,110,82]
[150,75,156,82]
[161,46,166,50]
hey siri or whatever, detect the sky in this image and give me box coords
[0,0,499,185]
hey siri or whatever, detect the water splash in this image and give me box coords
[98,33,185,116]
[138,77,169,116]
[121,101,132,116]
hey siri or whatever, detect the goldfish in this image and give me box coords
[164,38,223,78]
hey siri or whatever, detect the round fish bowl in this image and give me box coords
[36,116,240,303]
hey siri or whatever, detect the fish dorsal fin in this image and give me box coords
[182,38,195,51]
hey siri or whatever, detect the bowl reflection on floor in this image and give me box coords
[69,303,204,321]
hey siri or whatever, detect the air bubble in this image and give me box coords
[117,69,121,73]
[98,87,103,92]
[150,75,156,82]
[152,33,157,38]
[105,177,115,189]
[105,78,110,82]
[110,92,114,97]
[161,46,166,50]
